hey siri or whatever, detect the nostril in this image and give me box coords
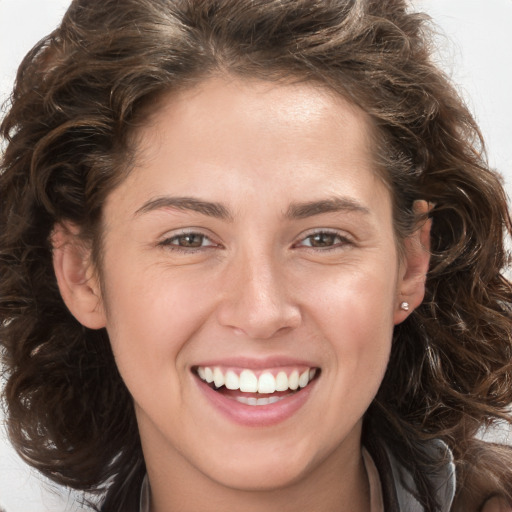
[215,275,301,340]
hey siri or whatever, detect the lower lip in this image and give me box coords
[194,376,318,427]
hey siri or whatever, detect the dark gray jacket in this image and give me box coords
[367,438,455,511]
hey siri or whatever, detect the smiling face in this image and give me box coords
[53,76,429,508]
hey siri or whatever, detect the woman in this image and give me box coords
[1,0,511,511]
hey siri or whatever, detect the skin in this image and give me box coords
[483,497,512,512]
[53,77,432,512]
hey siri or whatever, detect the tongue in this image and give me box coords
[217,388,296,399]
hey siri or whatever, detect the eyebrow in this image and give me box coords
[134,195,369,221]
[134,196,232,220]
[285,197,370,219]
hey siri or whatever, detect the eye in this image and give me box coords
[159,231,218,251]
[295,230,350,250]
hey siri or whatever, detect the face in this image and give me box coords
[56,77,428,495]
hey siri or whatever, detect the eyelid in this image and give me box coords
[293,228,353,249]
[157,228,221,250]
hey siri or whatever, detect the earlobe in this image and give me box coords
[51,223,106,329]
[394,200,432,325]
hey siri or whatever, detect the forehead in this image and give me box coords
[106,76,388,221]
[160,76,367,130]
[133,77,376,170]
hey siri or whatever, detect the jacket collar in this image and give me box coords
[366,437,456,512]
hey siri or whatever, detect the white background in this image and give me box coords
[1,1,511,510]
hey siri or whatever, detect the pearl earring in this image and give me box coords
[400,301,410,311]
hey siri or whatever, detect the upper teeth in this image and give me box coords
[196,366,317,393]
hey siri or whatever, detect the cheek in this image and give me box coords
[303,261,397,382]
[286,264,397,456]
[305,257,398,333]
[99,259,215,396]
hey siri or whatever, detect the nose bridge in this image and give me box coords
[216,244,300,339]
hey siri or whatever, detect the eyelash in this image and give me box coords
[158,229,351,254]
[158,231,219,253]
[294,230,352,251]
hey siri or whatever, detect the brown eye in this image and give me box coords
[307,233,338,247]
[300,232,342,249]
[175,233,205,247]
[160,232,216,250]
[296,231,350,251]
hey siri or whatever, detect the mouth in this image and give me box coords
[193,365,320,406]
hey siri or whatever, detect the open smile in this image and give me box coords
[192,364,320,425]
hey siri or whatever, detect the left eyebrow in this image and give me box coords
[134,196,233,220]
[285,197,370,219]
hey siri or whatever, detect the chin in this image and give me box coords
[209,463,309,492]
[192,440,324,493]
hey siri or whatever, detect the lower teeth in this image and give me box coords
[234,395,287,406]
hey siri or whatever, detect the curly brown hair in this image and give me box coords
[1,0,511,510]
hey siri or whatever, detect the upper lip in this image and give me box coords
[191,356,319,370]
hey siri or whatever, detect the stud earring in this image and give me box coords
[400,301,410,311]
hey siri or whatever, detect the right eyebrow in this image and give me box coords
[134,196,233,221]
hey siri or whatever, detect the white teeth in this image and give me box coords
[258,372,276,394]
[204,367,214,383]
[224,370,239,390]
[239,369,258,392]
[288,370,299,390]
[275,371,289,391]
[196,366,318,393]
[213,367,224,388]
[299,370,309,388]
[235,395,286,406]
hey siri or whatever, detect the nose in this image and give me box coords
[216,250,301,339]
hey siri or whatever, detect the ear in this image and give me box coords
[51,222,107,329]
[393,200,432,325]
